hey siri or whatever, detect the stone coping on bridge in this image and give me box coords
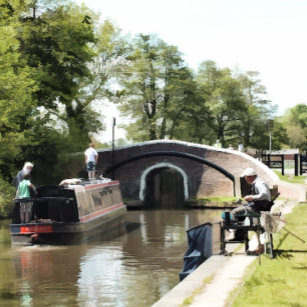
[97,139,260,161]
[98,139,260,160]
[98,139,279,184]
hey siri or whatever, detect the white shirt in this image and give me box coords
[252,177,271,201]
[84,147,98,163]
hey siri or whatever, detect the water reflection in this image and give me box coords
[0,209,223,307]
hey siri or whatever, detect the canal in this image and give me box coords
[0,208,223,307]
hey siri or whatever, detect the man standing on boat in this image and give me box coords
[16,173,36,223]
[12,162,34,191]
[84,143,98,181]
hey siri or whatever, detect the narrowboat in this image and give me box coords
[10,180,127,245]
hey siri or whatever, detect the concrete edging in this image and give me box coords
[152,199,301,307]
[152,253,256,307]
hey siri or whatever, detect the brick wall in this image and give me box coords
[91,140,279,205]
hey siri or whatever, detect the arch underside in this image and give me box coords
[139,162,189,201]
[106,151,236,199]
[106,151,234,181]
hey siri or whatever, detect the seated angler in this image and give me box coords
[227,167,272,241]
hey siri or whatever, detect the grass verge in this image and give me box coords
[274,170,306,184]
[230,203,307,307]
[180,275,214,306]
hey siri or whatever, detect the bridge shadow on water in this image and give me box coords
[143,166,185,209]
[124,165,188,236]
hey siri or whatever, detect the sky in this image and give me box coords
[76,0,307,141]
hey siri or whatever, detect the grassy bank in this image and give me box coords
[231,203,307,306]
[274,170,306,184]
[187,197,238,208]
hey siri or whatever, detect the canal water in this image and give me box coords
[0,209,223,307]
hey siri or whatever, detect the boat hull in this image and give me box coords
[10,180,127,245]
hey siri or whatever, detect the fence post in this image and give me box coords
[294,154,299,176]
[281,154,284,176]
[299,154,303,176]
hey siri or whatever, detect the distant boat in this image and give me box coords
[10,180,126,245]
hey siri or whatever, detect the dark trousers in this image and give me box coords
[233,200,271,221]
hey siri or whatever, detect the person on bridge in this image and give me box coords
[238,142,244,152]
[84,143,98,181]
[214,139,222,148]
[226,167,272,242]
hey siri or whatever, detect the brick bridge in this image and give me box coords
[95,140,279,207]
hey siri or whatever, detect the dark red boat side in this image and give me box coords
[10,180,126,245]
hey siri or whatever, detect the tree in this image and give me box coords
[72,19,128,142]
[117,34,204,142]
[0,0,37,215]
[0,1,36,174]
[18,0,98,147]
[281,104,307,150]
[164,67,213,143]
[196,61,246,147]
[236,71,277,149]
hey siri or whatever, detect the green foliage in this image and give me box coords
[280,104,307,150]
[0,0,37,181]
[269,119,289,150]
[196,61,247,146]
[20,1,97,108]
[19,116,87,185]
[236,71,279,149]
[273,170,305,184]
[117,34,205,141]
[18,1,101,142]
[1,0,304,217]
[0,177,15,218]
[0,1,106,217]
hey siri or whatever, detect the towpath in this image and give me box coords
[152,199,298,307]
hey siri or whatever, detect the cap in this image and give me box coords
[241,167,257,177]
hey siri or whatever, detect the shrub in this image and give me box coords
[0,177,15,218]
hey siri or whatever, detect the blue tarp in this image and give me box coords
[179,222,212,281]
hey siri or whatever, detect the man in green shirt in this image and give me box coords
[17,174,35,222]
[18,177,33,198]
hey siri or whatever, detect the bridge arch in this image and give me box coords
[93,140,279,207]
[106,150,235,183]
[139,162,189,201]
